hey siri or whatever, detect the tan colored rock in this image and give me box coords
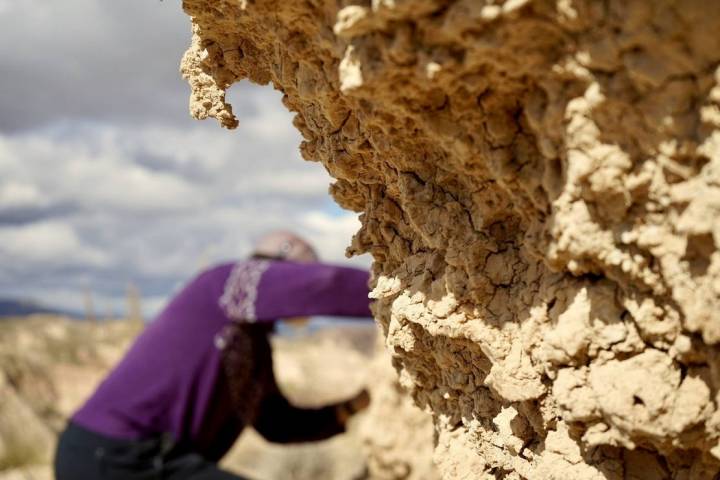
[181,0,720,477]
[0,371,55,469]
[0,465,52,480]
[360,340,440,479]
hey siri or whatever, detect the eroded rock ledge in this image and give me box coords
[181,1,720,477]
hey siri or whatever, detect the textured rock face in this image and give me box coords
[181,0,720,477]
[360,340,440,480]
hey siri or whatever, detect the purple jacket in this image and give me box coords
[72,260,371,459]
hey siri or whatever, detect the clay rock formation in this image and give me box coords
[181,0,720,477]
[360,339,440,480]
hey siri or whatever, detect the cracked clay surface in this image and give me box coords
[181,0,720,477]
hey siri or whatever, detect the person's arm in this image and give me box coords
[220,260,372,323]
[253,379,370,444]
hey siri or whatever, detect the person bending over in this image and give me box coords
[54,231,372,480]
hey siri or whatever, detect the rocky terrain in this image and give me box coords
[180,0,720,477]
[0,316,142,478]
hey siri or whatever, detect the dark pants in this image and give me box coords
[54,423,248,480]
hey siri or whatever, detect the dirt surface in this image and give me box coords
[0,316,142,478]
[181,1,720,477]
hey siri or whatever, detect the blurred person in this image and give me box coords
[54,231,372,480]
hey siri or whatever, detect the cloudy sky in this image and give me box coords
[0,0,367,317]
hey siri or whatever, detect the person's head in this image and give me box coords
[250,230,318,263]
[251,231,317,330]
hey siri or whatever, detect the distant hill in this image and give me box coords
[0,299,81,319]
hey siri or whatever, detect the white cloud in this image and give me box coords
[0,182,47,209]
[0,221,108,266]
[71,160,203,212]
[299,211,370,266]
[0,120,366,314]
[239,171,332,196]
[0,127,206,213]
[0,1,11,17]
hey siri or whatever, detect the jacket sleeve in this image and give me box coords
[220,260,372,323]
[252,390,347,444]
